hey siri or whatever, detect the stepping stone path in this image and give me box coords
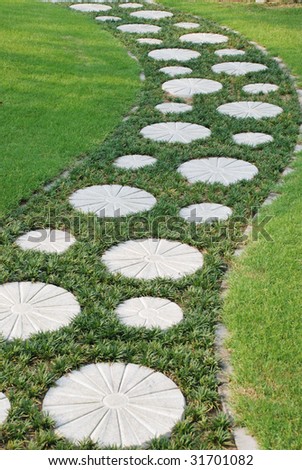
[114,154,157,169]
[140,122,211,143]
[101,239,204,280]
[0,282,81,340]
[115,297,184,329]
[69,185,156,217]
[162,78,222,98]
[16,228,76,254]
[2,1,297,450]
[178,158,258,185]
[42,363,185,447]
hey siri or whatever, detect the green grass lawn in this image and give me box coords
[0,2,300,450]
[0,0,139,217]
[160,0,302,449]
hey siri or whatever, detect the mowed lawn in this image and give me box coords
[161,0,302,448]
[0,0,139,217]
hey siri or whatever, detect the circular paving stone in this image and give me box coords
[180,33,228,45]
[70,4,112,13]
[119,2,143,8]
[162,78,222,98]
[117,24,161,34]
[178,157,258,186]
[140,122,211,143]
[232,132,274,147]
[69,185,156,218]
[174,22,200,30]
[212,62,268,76]
[114,155,157,170]
[242,83,279,95]
[180,203,232,224]
[130,10,173,20]
[101,238,204,280]
[155,103,193,114]
[215,48,245,57]
[0,393,10,424]
[16,228,76,254]
[42,362,185,447]
[0,282,81,341]
[137,38,163,45]
[148,48,200,62]
[116,297,183,329]
[95,16,121,22]
[159,66,192,77]
[217,101,283,119]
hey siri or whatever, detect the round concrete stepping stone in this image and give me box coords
[0,393,10,424]
[70,4,112,13]
[130,10,173,20]
[16,228,76,254]
[95,16,121,22]
[180,203,232,224]
[174,22,200,30]
[117,24,161,34]
[155,103,193,114]
[180,33,228,45]
[140,122,211,144]
[232,132,273,147]
[215,48,245,57]
[212,62,267,76]
[102,238,204,280]
[119,2,143,9]
[148,48,200,62]
[217,101,283,119]
[159,66,192,77]
[137,38,163,45]
[114,155,157,170]
[116,297,183,329]
[242,83,279,95]
[0,282,81,341]
[162,78,222,98]
[42,362,185,447]
[178,157,258,186]
[69,185,156,218]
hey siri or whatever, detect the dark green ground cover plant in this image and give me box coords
[0,1,300,449]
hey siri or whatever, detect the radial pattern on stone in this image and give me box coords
[155,103,193,114]
[0,282,81,341]
[130,10,173,20]
[117,24,161,34]
[42,362,185,447]
[180,32,228,45]
[69,185,156,218]
[114,155,157,170]
[16,229,76,254]
[178,158,258,186]
[95,16,121,22]
[0,393,10,424]
[174,22,199,30]
[212,62,268,76]
[137,38,163,45]
[232,132,274,147]
[116,297,183,329]
[215,48,245,57]
[242,83,279,95]
[148,48,200,62]
[140,122,211,144]
[119,2,143,8]
[102,238,204,280]
[179,203,232,224]
[70,4,112,12]
[159,66,192,77]
[162,78,222,98]
[217,101,283,119]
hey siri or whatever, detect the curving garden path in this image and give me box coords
[0,1,300,449]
